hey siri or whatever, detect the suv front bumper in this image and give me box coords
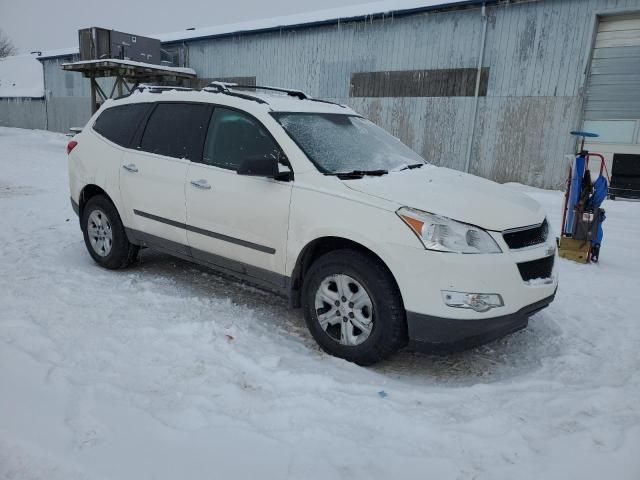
[406,290,556,353]
[380,237,558,351]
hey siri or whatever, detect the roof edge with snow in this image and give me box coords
[37,0,491,60]
[0,54,45,99]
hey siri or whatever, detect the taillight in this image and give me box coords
[67,140,78,155]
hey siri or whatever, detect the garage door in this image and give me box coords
[584,14,640,122]
[583,14,640,198]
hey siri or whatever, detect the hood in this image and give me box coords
[342,165,545,231]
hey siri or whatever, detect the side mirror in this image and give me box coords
[237,155,293,181]
[237,156,278,177]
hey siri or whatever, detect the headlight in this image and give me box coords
[397,207,502,254]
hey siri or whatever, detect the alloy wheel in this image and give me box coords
[87,209,113,257]
[314,274,374,346]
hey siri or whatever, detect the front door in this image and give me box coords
[185,107,292,287]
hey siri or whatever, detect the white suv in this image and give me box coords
[68,83,558,365]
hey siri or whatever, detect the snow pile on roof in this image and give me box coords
[0,54,44,98]
[155,0,470,43]
[61,58,196,75]
[36,46,79,59]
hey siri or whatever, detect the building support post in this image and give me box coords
[464,2,488,174]
[42,63,49,131]
[90,78,97,114]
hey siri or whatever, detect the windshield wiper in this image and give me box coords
[332,169,389,179]
[397,163,424,171]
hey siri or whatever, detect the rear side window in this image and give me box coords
[139,103,211,160]
[93,103,150,147]
[203,107,283,171]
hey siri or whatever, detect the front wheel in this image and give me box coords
[81,195,139,269]
[302,249,407,365]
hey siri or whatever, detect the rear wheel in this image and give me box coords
[302,249,407,365]
[81,195,138,269]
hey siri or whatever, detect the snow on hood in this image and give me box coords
[343,165,546,231]
[0,54,44,98]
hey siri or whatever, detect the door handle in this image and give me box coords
[190,179,211,190]
[122,163,138,173]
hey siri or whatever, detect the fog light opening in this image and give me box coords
[442,291,504,312]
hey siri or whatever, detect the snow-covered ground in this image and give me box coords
[1,126,639,479]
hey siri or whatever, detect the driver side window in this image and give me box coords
[203,107,283,171]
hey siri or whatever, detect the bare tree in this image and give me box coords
[0,30,17,58]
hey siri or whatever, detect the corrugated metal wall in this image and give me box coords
[10,0,640,188]
[186,7,485,173]
[180,0,640,188]
[0,98,46,129]
[41,56,92,133]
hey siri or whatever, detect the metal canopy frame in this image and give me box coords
[61,60,196,113]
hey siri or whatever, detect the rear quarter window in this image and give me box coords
[92,103,151,147]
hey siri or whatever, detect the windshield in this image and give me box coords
[273,113,426,174]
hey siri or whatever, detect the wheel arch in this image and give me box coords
[78,184,115,219]
[289,236,403,309]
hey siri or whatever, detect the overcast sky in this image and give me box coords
[0,0,372,54]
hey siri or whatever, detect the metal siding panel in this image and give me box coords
[541,0,566,97]
[559,1,586,98]
[585,83,640,100]
[599,15,640,31]
[592,45,640,58]
[590,56,640,74]
[510,2,527,97]
[588,72,640,85]
[0,98,46,129]
[350,68,487,97]
[569,0,596,97]
[595,28,640,47]
[22,0,640,188]
[46,97,92,133]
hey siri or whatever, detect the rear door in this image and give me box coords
[119,102,212,253]
[185,107,292,285]
[88,102,152,209]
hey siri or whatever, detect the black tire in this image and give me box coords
[302,249,407,365]
[81,195,139,269]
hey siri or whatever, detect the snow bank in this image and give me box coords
[0,54,44,98]
[0,127,639,479]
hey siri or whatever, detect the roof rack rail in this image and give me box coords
[305,97,347,108]
[204,81,346,108]
[206,82,309,100]
[232,84,347,108]
[133,84,194,94]
[233,85,309,100]
[205,81,237,92]
[113,84,194,100]
[203,82,267,104]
